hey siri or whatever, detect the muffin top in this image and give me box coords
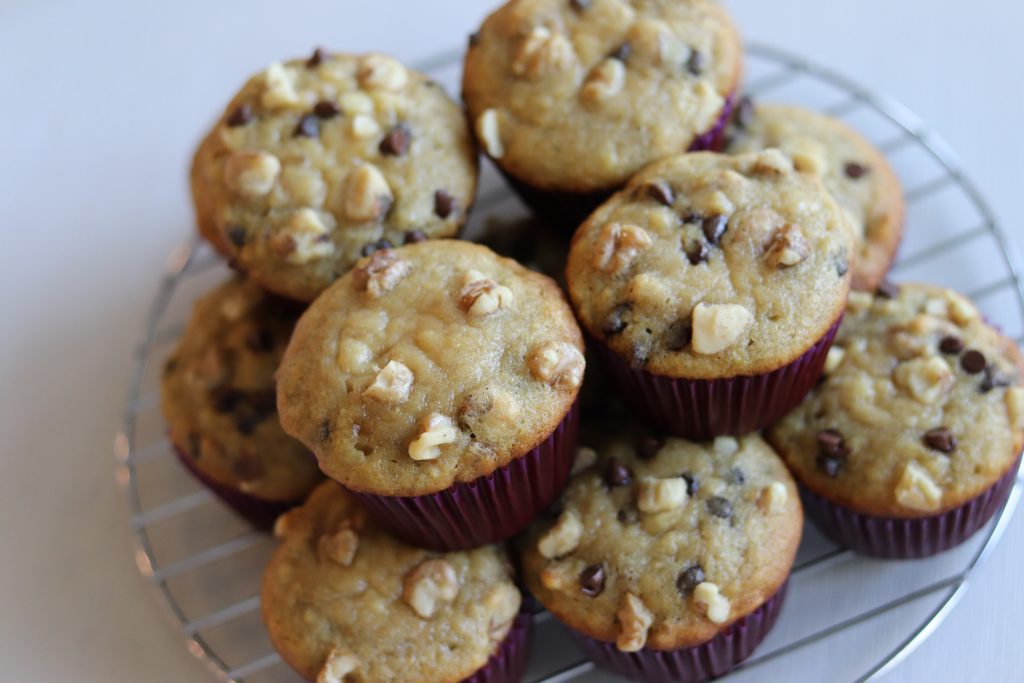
[191,50,478,302]
[262,481,521,683]
[768,283,1024,517]
[726,102,904,291]
[160,277,321,502]
[462,0,742,193]
[566,150,855,379]
[276,240,585,496]
[521,426,801,651]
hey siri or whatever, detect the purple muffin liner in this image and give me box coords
[595,317,842,440]
[499,94,736,231]
[172,446,306,530]
[464,611,533,683]
[350,402,580,551]
[572,581,787,683]
[800,455,1022,559]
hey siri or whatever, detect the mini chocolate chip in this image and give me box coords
[637,436,663,460]
[665,319,693,351]
[686,242,709,265]
[380,122,411,156]
[294,114,320,138]
[611,41,632,62]
[939,335,965,354]
[402,230,427,245]
[844,162,870,179]
[320,419,332,444]
[876,280,900,299]
[234,414,258,435]
[307,47,327,68]
[187,432,201,459]
[579,565,606,597]
[686,49,706,75]
[245,328,274,353]
[644,180,675,207]
[605,459,633,487]
[468,32,481,48]
[360,238,393,257]
[570,0,591,10]
[617,506,639,524]
[980,366,1011,393]
[817,455,842,477]
[924,427,956,453]
[313,100,340,119]
[735,95,755,129]
[816,429,850,459]
[707,496,733,519]
[226,226,247,247]
[213,389,242,413]
[680,473,699,496]
[434,189,457,218]
[226,103,253,127]
[677,564,705,594]
[961,349,987,374]
[731,467,745,485]
[702,215,728,244]
[602,304,631,336]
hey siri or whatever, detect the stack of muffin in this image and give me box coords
[160,1,1024,681]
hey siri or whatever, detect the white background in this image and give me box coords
[1,0,1022,680]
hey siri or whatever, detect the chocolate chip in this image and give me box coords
[380,122,411,156]
[226,103,253,127]
[681,473,699,496]
[677,564,705,594]
[686,49,706,75]
[731,467,745,485]
[735,95,755,129]
[245,328,274,353]
[579,565,606,597]
[707,496,733,519]
[817,455,842,477]
[604,459,633,487]
[816,429,850,459]
[961,349,987,374]
[680,211,701,225]
[644,180,675,207]
[213,389,242,413]
[939,335,964,354]
[434,189,457,218]
[360,238,393,257]
[404,229,428,244]
[611,41,632,62]
[320,419,332,444]
[307,47,327,68]
[294,114,320,138]
[876,280,900,299]
[665,319,693,351]
[637,436,663,460]
[468,32,481,48]
[980,366,1011,393]
[234,414,258,435]
[226,226,246,247]
[570,0,591,10]
[844,162,870,179]
[313,100,340,119]
[602,304,630,336]
[924,427,956,453]
[702,215,728,244]
[686,241,709,265]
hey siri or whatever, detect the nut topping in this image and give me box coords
[513,26,576,78]
[318,528,359,566]
[261,62,302,109]
[356,54,408,91]
[691,302,752,355]
[693,582,731,624]
[317,649,358,683]
[363,360,414,403]
[223,150,280,197]
[765,224,811,268]
[402,559,460,619]
[529,341,585,390]
[636,476,688,513]
[352,250,411,298]
[895,461,942,512]
[271,208,335,264]
[893,356,954,404]
[581,58,625,104]
[459,270,513,318]
[758,481,789,514]
[538,510,582,559]
[408,413,458,461]
[342,163,393,223]
[616,592,653,652]
[477,108,504,158]
[593,222,653,274]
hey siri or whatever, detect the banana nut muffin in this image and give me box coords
[726,101,904,291]
[262,481,524,682]
[192,50,478,301]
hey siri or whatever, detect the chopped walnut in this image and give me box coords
[823,346,846,374]
[476,109,504,158]
[691,302,752,355]
[758,481,789,514]
[788,139,828,174]
[616,592,654,652]
[272,510,296,539]
[402,558,460,618]
[350,113,382,139]
[338,91,374,115]
[636,477,688,513]
[750,149,794,175]
[713,436,739,456]
[318,528,359,566]
[895,461,943,512]
[627,18,678,64]
[483,583,521,641]
[893,356,954,404]
[513,26,576,78]
[764,224,811,268]
[363,360,414,403]
[261,62,303,109]
[408,413,458,461]
[317,649,358,683]
[223,150,281,197]
[581,58,625,105]
[271,208,335,264]
[529,341,585,390]
[945,291,978,326]
[281,166,327,208]
[356,54,408,91]
[352,250,411,298]
[336,338,373,373]
[459,270,513,318]
[539,563,574,590]
[592,222,653,275]
[538,510,582,559]
[693,582,731,624]
[1006,387,1024,432]
[571,446,598,475]
[846,291,873,314]
[343,163,393,223]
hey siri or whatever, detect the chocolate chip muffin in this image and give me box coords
[565,150,855,438]
[262,481,528,683]
[276,240,584,549]
[462,0,743,225]
[191,50,478,301]
[160,277,321,526]
[521,426,801,682]
[768,283,1024,557]
[726,100,904,291]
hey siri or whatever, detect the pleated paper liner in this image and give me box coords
[464,611,533,683]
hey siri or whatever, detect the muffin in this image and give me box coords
[463,0,743,226]
[726,100,904,291]
[263,481,528,683]
[160,277,321,527]
[768,283,1024,558]
[276,240,584,549]
[191,49,478,301]
[565,150,855,439]
[521,425,801,682]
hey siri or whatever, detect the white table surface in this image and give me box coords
[2,0,1022,680]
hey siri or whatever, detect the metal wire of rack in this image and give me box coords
[114,43,1024,683]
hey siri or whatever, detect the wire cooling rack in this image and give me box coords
[114,43,1024,682]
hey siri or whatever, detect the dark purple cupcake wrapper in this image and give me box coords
[350,402,580,551]
[800,454,1022,559]
[498,93,736,230]
[596,316,842,440]
[172,446,306,530]
[464,611,533,683]
[572,580,787,683]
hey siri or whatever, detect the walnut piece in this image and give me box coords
[581,58,625,105]
[363,360,414,403]
[758,481,789,514]
[513,26,576,78]
[343,163,393,223]
[483,583,521,641]
[693,582,731,624]
[571,446,598,475]
[539,563,574,591]
[764,224,811,268]
[636,476,688,513]
[408,413,458,461]
[945,291,978,326]
[750,149,794,175]
[713,436,739,456]
[272,510,296,540]
[317,649,358,683]
[538,510,582,559]
[846,291,873,314]
[616,592,654,652]
[350,113,382,139]
[529,341,585,390]
[788,139,828,175]
[338,91,374,115]
[318,528,359,566]
[223,150,281,197]
[823,346,846,374]
[691,302,752,355]
[592,222,653,275]
[352,250,411,298]
[477,109,504,158]
[893,356,954,405]
[356,54,408,91]
[459,270,513,318]
[402,558,460,619]
[895,461,943,512]
[336,338,373,373]
[261,62,302,109]
[271,208,335,264]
